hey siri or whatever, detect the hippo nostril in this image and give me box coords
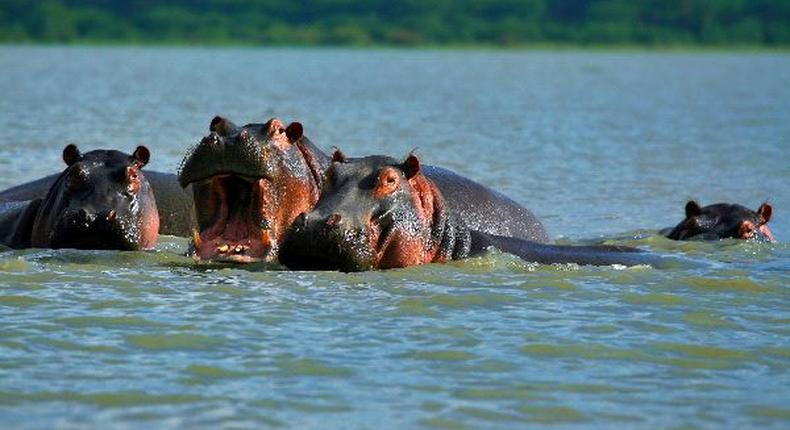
[293,213,307,229]
[326,214,342,227]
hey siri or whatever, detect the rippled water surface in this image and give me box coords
[0,47,788,429]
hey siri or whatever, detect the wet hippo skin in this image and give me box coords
[0,169,195,237]
[278,152,661,271]
[178,116,548,263]
[0,145,160,250]
[660,200,775,242]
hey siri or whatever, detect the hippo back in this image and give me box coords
[0,175,57,202]
[422,166,549,243]
[0,200,39,248]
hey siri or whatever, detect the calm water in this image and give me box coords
[0,47,788,429]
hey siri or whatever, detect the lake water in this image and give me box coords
[0,47,788,429]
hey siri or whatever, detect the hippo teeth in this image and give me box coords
[191,229,203,249]
[215,243,252,254]
[191,174,275,262]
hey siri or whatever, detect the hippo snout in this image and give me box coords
[280,212,377,272]
[292,212,309,230]
[71,209,123,228]
[294,212,345,232]
[76,208,95,223]
[60,208,100,230]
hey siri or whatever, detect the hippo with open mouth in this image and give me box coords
[178,116,329,263]
[177,116,548,263]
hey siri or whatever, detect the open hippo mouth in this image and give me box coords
[192,174,273,263]
[180,116,329,263]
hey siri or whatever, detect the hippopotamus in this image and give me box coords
[0,158,195,238]
[661,200,776,242]
[278,152,659,271]
[177,116,548,263]
[0,145,159,250]
[178,116,330,263]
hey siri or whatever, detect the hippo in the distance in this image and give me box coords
[661,200,775,242]
[0,145,159,250]
[278,152,663,271]
[177,116,547,263]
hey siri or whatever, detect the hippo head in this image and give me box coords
[178,116,327,263]
[665,200,775,242]
[30,144,160,250]
[280,151,446,271]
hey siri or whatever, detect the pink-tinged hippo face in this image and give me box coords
[665,201,775,242]
[32,144,159,250]
[178,117,325,263]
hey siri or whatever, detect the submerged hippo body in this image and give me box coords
[661,201,775,242]
[279,152,657,271]
[0,145,159,250]
[0,169,195,237]
[177,116,548,263]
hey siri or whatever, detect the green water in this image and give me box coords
[0,47,788,428]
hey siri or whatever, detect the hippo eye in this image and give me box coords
[126,166,141,194]
[383,171,399,186]
[373,169,401,198]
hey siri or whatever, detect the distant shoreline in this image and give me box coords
[2,42,789,52]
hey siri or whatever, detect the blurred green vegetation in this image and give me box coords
[1,0,789,47]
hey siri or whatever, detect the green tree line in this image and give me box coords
[1,0,789,46]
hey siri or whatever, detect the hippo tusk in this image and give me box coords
[191,229,202,250]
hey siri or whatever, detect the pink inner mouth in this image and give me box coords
[194,175,272,262]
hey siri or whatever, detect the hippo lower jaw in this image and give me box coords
[190,174,274,262]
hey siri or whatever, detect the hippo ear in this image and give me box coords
[402,154,421,180]
[757,202,772,224]
[63,144,82,166]
[132,145,151,167]
[685,200,702,218]
[331,148,347,163]
[209,116,238,136]
[285,122,303,143]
